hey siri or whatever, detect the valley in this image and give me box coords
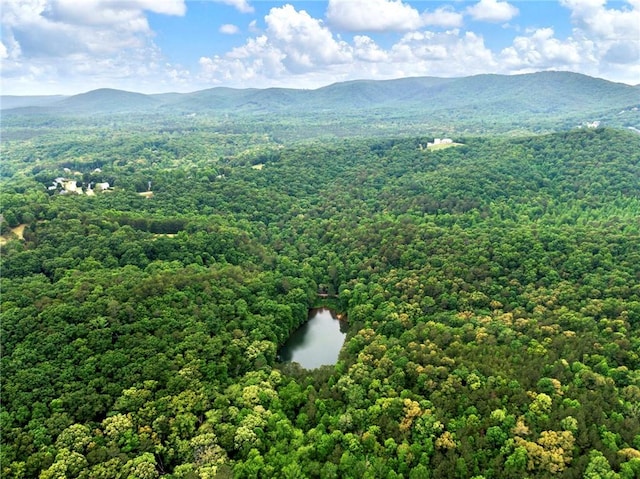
[1,73,639,479]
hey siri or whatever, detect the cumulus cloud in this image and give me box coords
[500,28,586,71]
[0,0,190,94]
[219,24,240,35]
[557,0,640,80]
[200,5,354,86]
[467,0,519,23]
[44,0,186,25]
[2,0,187,56]
[565,0,639,37]
[494,0,640,84]
[263,5,352,70]
[326,0,423,32]
[353,35,388,63]
[197,0,639,89]
[212,0,254,14]
[198,4,499,88]
[421,7,464,28]
[391,30,496,73]
[3,0,639,94]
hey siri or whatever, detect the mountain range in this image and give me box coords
[2,72,638,133]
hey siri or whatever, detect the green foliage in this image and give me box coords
[1,125,639,478]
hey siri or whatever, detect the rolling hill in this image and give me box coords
[2,72,638,134]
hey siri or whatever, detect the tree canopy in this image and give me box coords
[1,120,639,478]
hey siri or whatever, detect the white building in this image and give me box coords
[427,138,453,147]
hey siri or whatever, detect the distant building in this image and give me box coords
[48,176,110,195]
[64,180,78,192]
[427,138,453,147]
[51,177,79,193]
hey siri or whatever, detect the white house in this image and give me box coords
[427,138,453,147]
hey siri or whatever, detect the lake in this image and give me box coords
[278,308,347,369]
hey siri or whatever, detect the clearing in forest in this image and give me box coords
[426,142,463,150]
[0,224,26,245]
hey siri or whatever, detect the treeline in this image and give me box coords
[1,127,639,478]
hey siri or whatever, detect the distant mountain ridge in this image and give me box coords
[2,72,638,133]
[0,95,68,110]
[58,88,161,112]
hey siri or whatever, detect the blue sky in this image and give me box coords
[1,1,638,95]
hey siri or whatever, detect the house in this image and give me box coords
[64,180,78,192]
[426,138,454,147]
[95,182,110,191]
[49,178,82,194]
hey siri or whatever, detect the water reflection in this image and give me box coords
[279,308,347,369]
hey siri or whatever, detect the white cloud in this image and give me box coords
[467,0,519,23]
[197,1,639,90]
[494,0,640,85]
[200,5,357,87]
[560,0,640,54]
[326,0,423,32]
[390,30,496,74]
[1,0,187,57]
[353,35,388,62]
[421,7,464,28]
[0,0,190,94]
[265,5,352,70]
[200,5,355,85]
[199,35,287,84]
[212,0,254,14]
[219,24,240,35]
[45,0,186,25]
[500,28,586,71]
[557,0,640,81]
[3,0,639,95]
[198,5,498,89]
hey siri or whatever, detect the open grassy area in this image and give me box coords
[426,142,464,150]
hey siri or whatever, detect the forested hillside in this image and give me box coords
[2,72,639,137]
[1,125,640,478]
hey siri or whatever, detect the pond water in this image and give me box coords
[278,308,347,369]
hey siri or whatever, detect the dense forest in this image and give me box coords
[3,72,639,138]
[1,100,640,479]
